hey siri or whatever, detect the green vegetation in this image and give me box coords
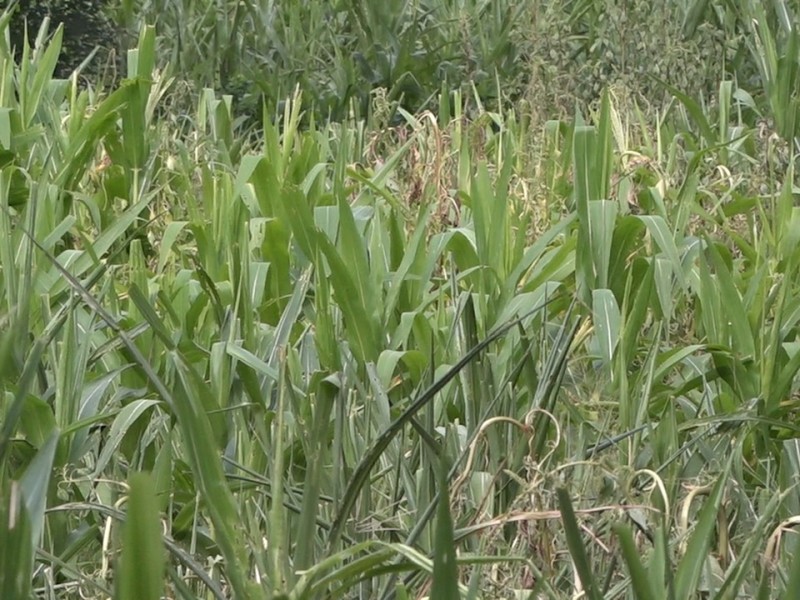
[2,1,800,598]
[9,0,121,81]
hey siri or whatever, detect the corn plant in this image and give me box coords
[3,5,800,600]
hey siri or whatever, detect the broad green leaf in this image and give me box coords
[294,374,339,572]
[56,79,141,194]
[42,193,153,296]
[128,283,176,348]
[278,185,379,363]
[269,357,291,594]
[156,221,188,274]
[0,481,33,599]
[19,395,57,448]
[674,459,731,599]
[593,288,621,365]
[505,213,576,296]
[621,258,653,367]
[556,488,602,600]
[335,192,379,332]
[653,255,674,321]
[19,431,59,546]
[594,91,614,201]
[169,352,255,598]
[638,216,686,288]
[116,472,165,600]
[227,341,279,383]
[93,399,160,477]
[22,26,62,127]
[607,215,646,298]
[430,459,459,600]
[496,281,562,325]
[703,238,755,357]
[615,522,659,600]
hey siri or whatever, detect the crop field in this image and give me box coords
[2,1,800,598]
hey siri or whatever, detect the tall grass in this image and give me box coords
[2,1,800,599]
[104,0,528,125]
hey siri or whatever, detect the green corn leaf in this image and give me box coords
[781,522,800,599]
[593,288,621,366]
[19,431,58,547]
[116,472,165,600]
[556,488,602,600]
[92,399,160,477]
[703,237,755,357]
[0,481,33,599]
[588,200,618,290]
[614,522,659,600]
[673,459,731,599]
[430,458,460,600]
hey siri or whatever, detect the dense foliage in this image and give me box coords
[2,1,800,599]
[9,0,120,80]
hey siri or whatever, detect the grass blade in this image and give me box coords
[674,458,731,599]
[556,488,602,600]
[430,458,459,600]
